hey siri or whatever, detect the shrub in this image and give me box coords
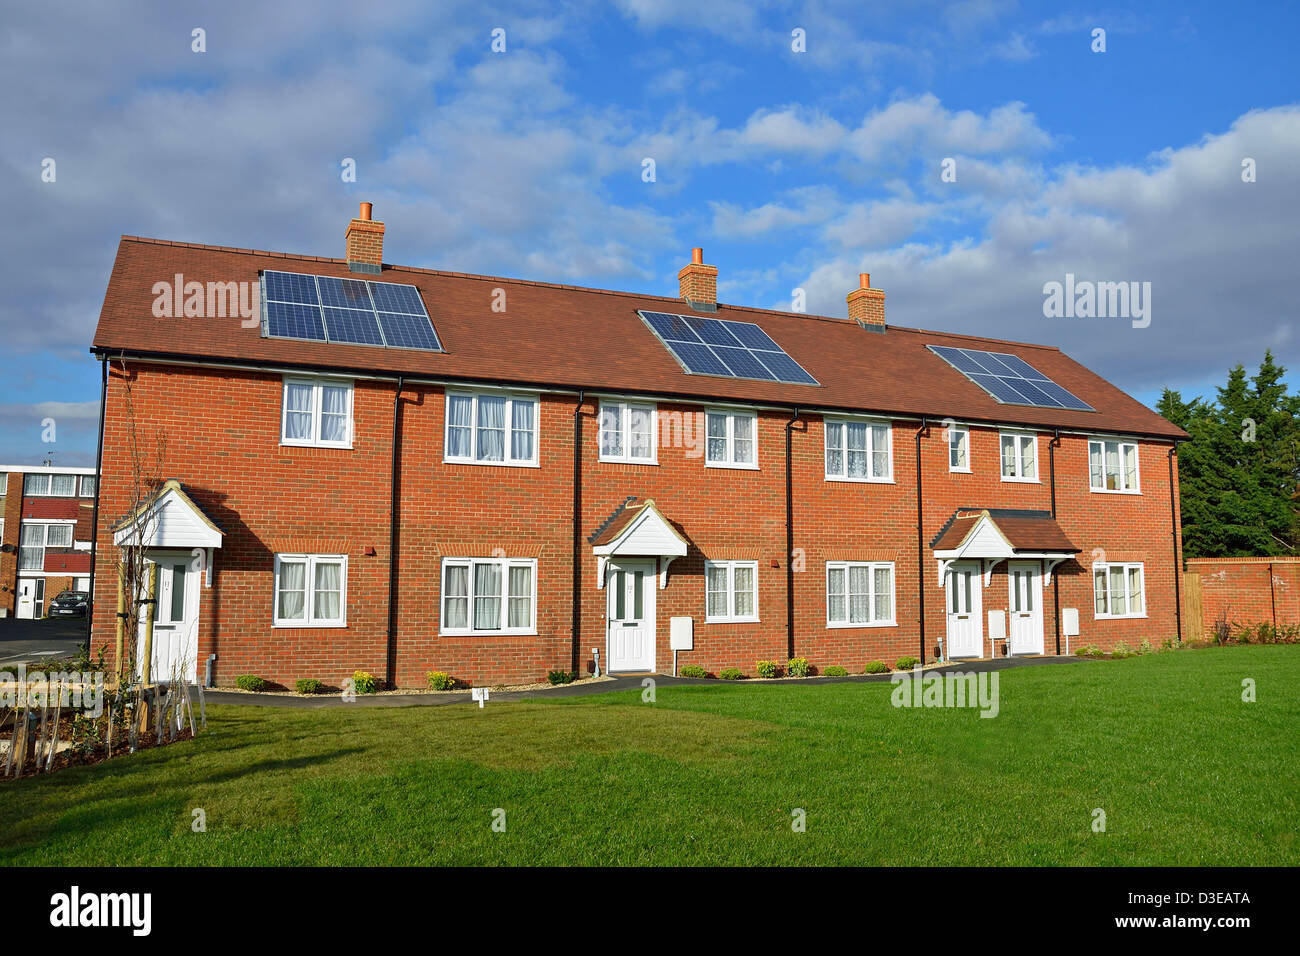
[786,657,810,678]
[1111,642,1134,659]
[678,664,707,679]
[1139,638,1153,655]
[1162,638,1176,651]
[1212,613,1232,645]
[822,665,848,677]
[1073,645,1092,657]
[426,671,455,691]
[719,667,744,680]
[547,669,576,685]
[895,656,919,671]
[352,670,378,694]
[295,678,324,695]
[755,660,780,679]
[863,660,889,674]
[235,674,267,692]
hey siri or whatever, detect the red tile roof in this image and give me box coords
[91,236,1186,439]
[930,508,1080,553]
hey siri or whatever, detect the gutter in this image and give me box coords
[915,418,930,664]
[85,357,107,653]
[571,390,585,675]
[1050,427,1061,656]
[785,407,800,661]
[385,376,404,688]
[1168,446,1183,643]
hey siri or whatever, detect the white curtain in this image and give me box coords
[871,424,889,477]
[825,422,843,475]
[19,524,43,570]
[278,561,307,620]
[447,395,473,458]
[849,565,870,623]
[1105,442,1120,489]
[46,524,73,548]
[1128,567,1143,613]
[474,562,502,628]
[511,400,534,461]
[629,406,652,459]
[477,396,506,462]
[1123,445,1138,489]
[827,567,846,622]
[320,386,348,443]
[707,412,728,462]
[1094,570,1107,614]
[733,565,754,617]
[1001,435,1017,476]
[1020,438,1035,478]
[508,565,532,628]
[733,415,754,464]
[846,423,868,478]
[50,474,76,496]
[314,561,341,620]
[600,404,623,457]
[1109,567,1127,614]
[285,383,313,440]
[1089,443,1103,487]
[706,565,728,617]
[444,564,469,628]
[873,567,892,621]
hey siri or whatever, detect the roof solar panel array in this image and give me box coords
[262,270,443,352]
[639,310,819,386]
[928,345,1094,411]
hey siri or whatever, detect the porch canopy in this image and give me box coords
[112,479,224,582]
[589,497,688,589]
[931,508,1079,586]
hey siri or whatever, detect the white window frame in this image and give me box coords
[948,425,970,473]
[704,560,759,623]
[439,557,538,636]
[19,521,76,572]
[280,377,354,449]
[443,390,540,467]
[0,474,7,495]
[999,430,1039,482]
[1089,439,1141,494]
[1092,562,1146,619]
[598,401,658,465]
[825,561,897,627]
[23,474,78,496]
[79,475,97,497]
[704,408,759,470]
[273,554,348,628]
[824,416,893,482]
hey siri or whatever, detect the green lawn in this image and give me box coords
[2,647,1296,865]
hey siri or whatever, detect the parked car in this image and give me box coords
[49,591,89,618]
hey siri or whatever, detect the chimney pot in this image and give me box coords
[678,247,718,311]
[859,272,871,289]
[691,247,704,264]
[359,201,373,221]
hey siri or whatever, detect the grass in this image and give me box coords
[2,646,1296,865]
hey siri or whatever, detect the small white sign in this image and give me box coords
[987,609,1007,641]
[670,616,694,651]
[1061,608,1080,637]
[471,687,490,709]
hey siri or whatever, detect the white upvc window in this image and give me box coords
[80,475,97,497]
[999,431,1038,481]
[824,417,892,481]
[948,425,970,472]
[0,474,6,495]
[599,401,657,464]
[444,391,538,466]
[705,560,759,623]
[1093,562,1146,619]
[441,557,537,634]
[1089,439,1140,493]
[826,561,896,627]
[273,554,348,627]
[19,522,74,571]
[281,377,354,448]
[23,474,77,496]
[705,409,758,469]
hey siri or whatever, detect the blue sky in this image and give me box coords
[2,0,1297,466]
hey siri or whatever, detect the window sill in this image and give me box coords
[705,461,760,471]
[439,629,539,638]
[824,475,894,484]
[1093,613,1148,620]
[281,440,354,451]
[1000,476,1041,483]
[1089,487,1142,495]
[442,458,541,469]
[598,457,659,466]
[948,467,972,474]
[273,621,348,629]
[704,616,761,625]
[826,620,898,629]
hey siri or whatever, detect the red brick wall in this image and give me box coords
[1185,557,1300,638]
[0,472,20,615]
[91,361,1184,687]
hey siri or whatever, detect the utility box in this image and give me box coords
[1062,608,1080,637]
[987,610,1007,641]
[670,616,694,651]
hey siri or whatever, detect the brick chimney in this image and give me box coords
[678,247,718,311]
[847,272,885,328]
[345,202,385,274]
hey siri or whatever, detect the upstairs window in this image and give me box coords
[1093,562,1145,619]
[825,418,891,481]
[80,476,97,497]
[445,391,538,466]
[949,426,970,472]
[282,378,353,448]
[19,523,73,571]
[1000,432,1037,481]
[1089,440,1140,493]
[599,401,656,464]
[23,474,77,496]
[705,409,757,468]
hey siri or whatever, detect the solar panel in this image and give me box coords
[639,310,819,386]
[261,270,443,351]
[929,345,1094,411]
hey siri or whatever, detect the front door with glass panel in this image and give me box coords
[137,554,199,682]
[946,562,983,658]
[16,579,40,619]
[1007,561,1044,655]
[606,560,655,673]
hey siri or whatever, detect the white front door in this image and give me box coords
[606,560,656,673]
[137,555,200,682]
[16,579,38,619]
[1008,561,1044,655]
[946,562,983,658]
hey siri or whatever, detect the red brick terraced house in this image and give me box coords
[88,204,1188,688]
[0,465,97,619]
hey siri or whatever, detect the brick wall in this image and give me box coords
[1185,556,1300,638]
[0,472,19,615]
[91,360,1184,687]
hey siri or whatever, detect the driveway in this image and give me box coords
[0,617,88,668]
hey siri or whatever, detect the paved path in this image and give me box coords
[0,618,87,668]
[203,654,1085,709]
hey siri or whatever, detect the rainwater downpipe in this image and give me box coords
[916,418,931,664]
